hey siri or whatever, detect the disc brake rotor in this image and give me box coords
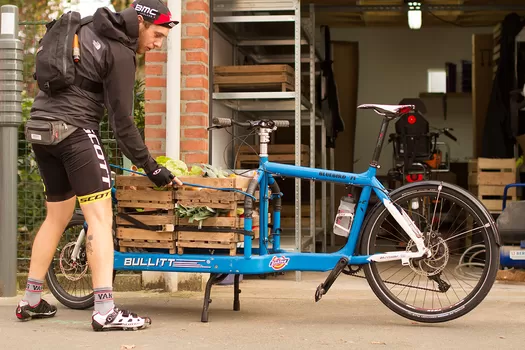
[58,242,89,281]
[406,235,449,276]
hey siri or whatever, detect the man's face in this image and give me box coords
[137,17,170,54]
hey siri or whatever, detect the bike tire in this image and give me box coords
[360,181,499,323]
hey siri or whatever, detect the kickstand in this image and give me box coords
[201,273,228,322]
[315,257,349,302]
[233,274,241,311]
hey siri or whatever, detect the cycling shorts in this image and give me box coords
[32,128,112,204]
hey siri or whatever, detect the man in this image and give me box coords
[16,0,181,332]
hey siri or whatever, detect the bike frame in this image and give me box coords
[91,114,431,275]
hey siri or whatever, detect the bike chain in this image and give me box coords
[343,265,443,293]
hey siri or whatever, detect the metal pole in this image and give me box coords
[294,0,302,282]
[309,4,315,254]
[0,4,22,297]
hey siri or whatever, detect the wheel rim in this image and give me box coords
[366,189,494,314]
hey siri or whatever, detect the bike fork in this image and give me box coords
[70,227,86,262]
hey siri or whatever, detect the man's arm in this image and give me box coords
[103,45,182,186]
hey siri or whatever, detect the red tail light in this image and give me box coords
[407,115,417,124]
[406,174,423,182]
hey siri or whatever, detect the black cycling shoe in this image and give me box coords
[16,299,57,321]
[92,307,152,332]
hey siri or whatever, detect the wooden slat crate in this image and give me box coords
[277,198,329,229]
[174,176,263,255]
[468,158,517,212]
[234,144,310,168]
[115,175,176,253]
[213,64,295,92]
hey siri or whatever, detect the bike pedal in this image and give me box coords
[315,284,325,302]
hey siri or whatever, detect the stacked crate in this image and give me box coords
[174,176,256,256]
[213,64,295,92]
[115,175,263,256]
[115,175,177,253]
[234,144,310,169]
[468,158,517,213]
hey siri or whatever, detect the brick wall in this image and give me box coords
[144,51,167,159]
[144,0,210,163]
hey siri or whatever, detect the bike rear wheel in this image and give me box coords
[360,181,499,323]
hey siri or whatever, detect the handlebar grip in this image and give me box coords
[212,117,232,127]
[274,120,290,128]
[444,130,457,142]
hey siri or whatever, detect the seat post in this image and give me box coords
[370,117,391,168]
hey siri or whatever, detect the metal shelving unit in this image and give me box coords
[211,0,331,280]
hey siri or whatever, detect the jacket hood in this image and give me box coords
[93,7,139,51]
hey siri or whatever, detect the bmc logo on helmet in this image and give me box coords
[135,4,158,17]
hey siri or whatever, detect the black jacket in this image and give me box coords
[30,7,157,173]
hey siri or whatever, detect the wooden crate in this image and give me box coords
[213,64,295,92]
[234,144,310,168]
[278,199,323,229]
[468,158,517,212]
[115,175,176,253]
[174,176,262,255]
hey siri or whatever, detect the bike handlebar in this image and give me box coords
[213,117,233,127]
[443,130,457,142]
[211,117,290,129]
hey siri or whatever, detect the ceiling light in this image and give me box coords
[406,1,422,30]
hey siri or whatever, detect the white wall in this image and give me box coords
[211,30,233,168]
[330,26,492,175]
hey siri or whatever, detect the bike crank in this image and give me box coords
[315,257,349,302]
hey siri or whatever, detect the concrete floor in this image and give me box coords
[1,271,524,350]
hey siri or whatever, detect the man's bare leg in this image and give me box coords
[79,195,151,331]
[79,196,114,288]
[27,197,77,281]
[16,196,76,320]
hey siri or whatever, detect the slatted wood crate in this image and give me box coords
[234,144,310,168]
[115,175,263,255]
[115,175,176,253]
[278,199,323,229]
[213,64,295,92]
[174,176,262,255]
[468,158,517,213]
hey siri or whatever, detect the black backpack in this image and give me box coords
[34,11,102,96]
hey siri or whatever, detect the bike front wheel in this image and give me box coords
[45,213,117,310]
[360,181,499,323]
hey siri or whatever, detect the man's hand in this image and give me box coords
[146,166,175,187]
[146,166,183,187]
[172,176,183,186]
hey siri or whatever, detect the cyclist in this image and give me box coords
[16,0,182,332]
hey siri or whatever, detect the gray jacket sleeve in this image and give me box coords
[103,44,157,173]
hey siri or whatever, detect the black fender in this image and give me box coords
[356,180,501,254]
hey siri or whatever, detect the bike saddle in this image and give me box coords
[358,104,415,119]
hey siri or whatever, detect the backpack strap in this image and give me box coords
[74,75,103,94]
[73,15,103,94]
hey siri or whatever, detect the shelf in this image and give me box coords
[419,92,472,98]
[212,92,323,120]
[211,0,329,265]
